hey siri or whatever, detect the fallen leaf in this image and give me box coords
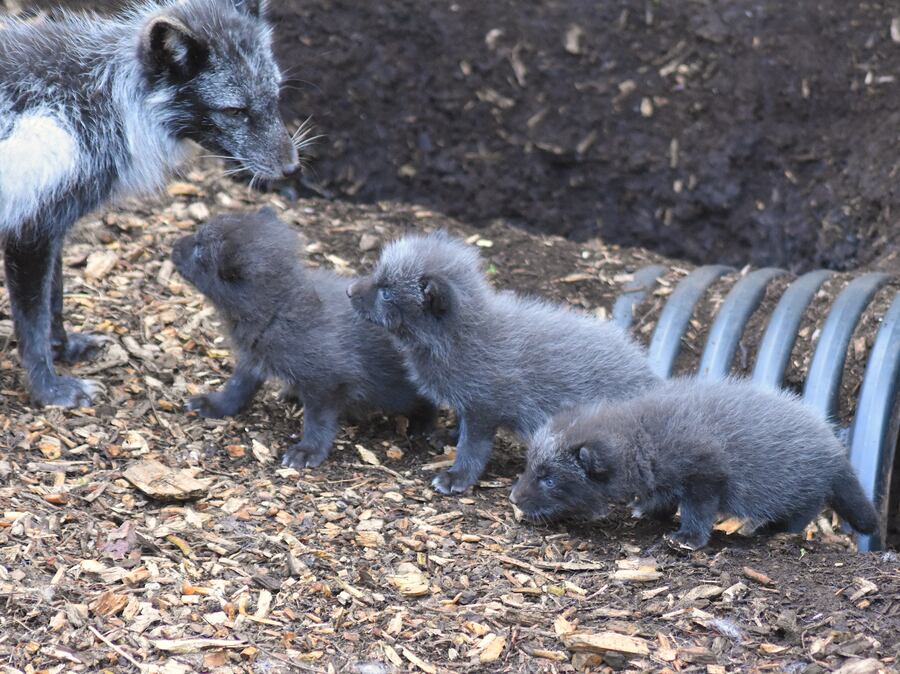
[759,643,789,654]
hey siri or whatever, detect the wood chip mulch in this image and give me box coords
[0,166,897,674]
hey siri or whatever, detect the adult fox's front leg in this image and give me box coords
[5,232,97,407]
[51,249,107,364]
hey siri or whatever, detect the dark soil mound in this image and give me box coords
[17,0,900,272]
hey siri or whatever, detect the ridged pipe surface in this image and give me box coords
[698,268,786,381]
[752,270,834,390]
[612,264,667,330]
[802,273,890,419]
[647,265,732,378]
[848,294,900,552]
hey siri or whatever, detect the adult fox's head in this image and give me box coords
[139,0,302,181]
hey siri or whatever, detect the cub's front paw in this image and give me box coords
[32,376,100,408]
[431,468,479,495]
[282,442,330,469]
[186,393,230,418]
[664,530,708,551]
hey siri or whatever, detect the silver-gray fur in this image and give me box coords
[0,0,300,407]
[171,209,435,468]
[348,231,661,494]
[513,377,879,549]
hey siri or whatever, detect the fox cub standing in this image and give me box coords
[349,232,660,495]
[172,209,435,468]
[0,0,299,407]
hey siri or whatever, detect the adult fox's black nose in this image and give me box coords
[279,132,300,177]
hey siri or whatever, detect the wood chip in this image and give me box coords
[389,562,430,597]
[562,631,650,656]
[356,444,380,465]
[477,633,506,663]
[564,24,584,54]
[743,566,774,586]
[123,459,212,501]
[84,250,119,281]
[167,181,201,197]
[152,638,246,653]
[402,647,437,674]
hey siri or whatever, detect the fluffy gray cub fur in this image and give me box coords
[348,231,660,495]
[171,209,435,468]
[0,0,299,407]
[513,377,879,549]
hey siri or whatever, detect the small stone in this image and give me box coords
[359,233,380,252]
[186,202,211,222]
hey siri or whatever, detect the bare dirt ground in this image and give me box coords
[0,168,898,674]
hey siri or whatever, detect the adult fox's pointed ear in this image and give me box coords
[232,0,267,17]
[141,15,207,80]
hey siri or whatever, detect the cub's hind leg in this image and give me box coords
[282,396,342,469]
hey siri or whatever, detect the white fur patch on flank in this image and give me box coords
[0,112,79,231]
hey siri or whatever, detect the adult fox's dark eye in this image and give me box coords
[218,107,248,119]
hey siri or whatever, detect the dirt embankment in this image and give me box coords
[16,0,900,272]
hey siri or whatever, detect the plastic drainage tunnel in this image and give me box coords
[613,264,900,551]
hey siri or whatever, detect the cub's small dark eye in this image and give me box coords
[218,107,247,118]
[377,287,393,302]
[192,242,202,260]
[539,476,556,489]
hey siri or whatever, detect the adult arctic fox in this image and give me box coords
[0,0,300,407]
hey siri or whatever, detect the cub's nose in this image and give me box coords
[347,279,372,298]
[281,160,299,177]
[509,481,520,505]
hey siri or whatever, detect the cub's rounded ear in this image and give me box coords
[217,241,244,283]
[140,16,207,80]
[231,0,266,17]
[422,277,450,317]
[575,446,610,481]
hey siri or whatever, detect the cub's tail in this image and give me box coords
[828,463,879,535]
